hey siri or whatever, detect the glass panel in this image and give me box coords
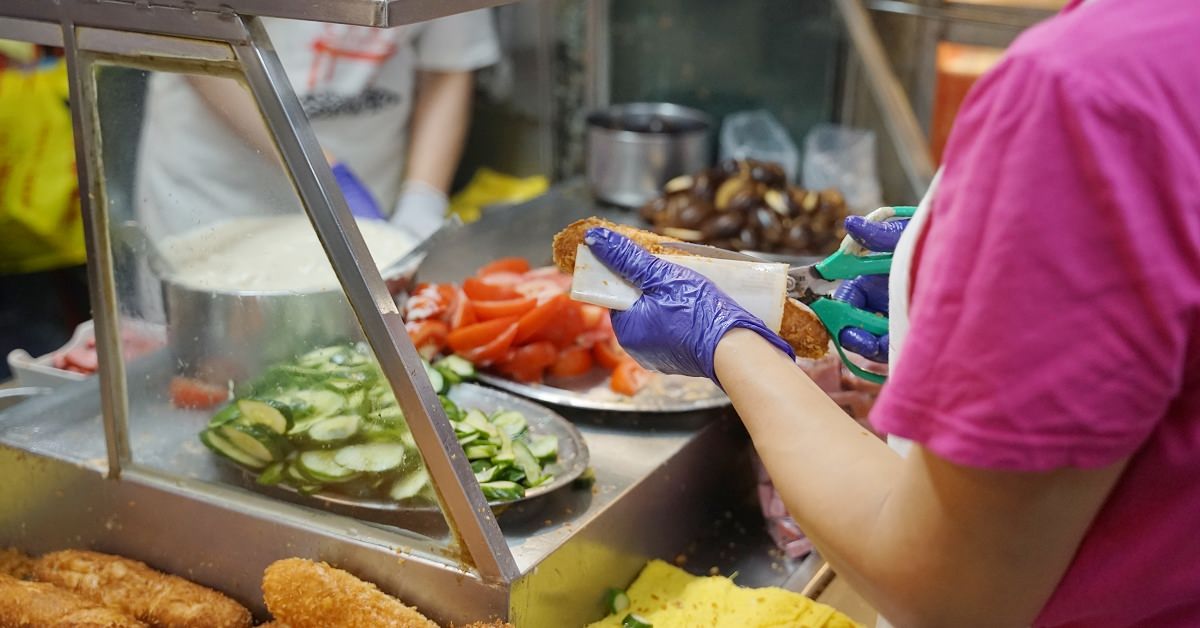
[92,60,460,554]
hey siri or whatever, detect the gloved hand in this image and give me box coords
[585,227,795,382]
[390,180,449,240]
[330,162,384,220]
[833,215,910,362]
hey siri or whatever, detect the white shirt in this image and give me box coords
[135,11,500,238]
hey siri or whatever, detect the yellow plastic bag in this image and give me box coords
[448,168,548,223]
[0,51,86,274]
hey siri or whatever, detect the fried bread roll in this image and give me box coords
[33,550,252,628]
[0,574,146,628]
[553,217,830,358]
[262,559,439,628]
[0,548,33,580]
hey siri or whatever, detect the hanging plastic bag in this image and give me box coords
[802,123,882,214]
[0,48,85,274]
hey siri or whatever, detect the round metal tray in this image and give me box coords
[229,383,589,512]
[477,368,729,414]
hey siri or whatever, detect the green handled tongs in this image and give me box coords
[661,205,916,384]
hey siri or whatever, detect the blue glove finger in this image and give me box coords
[585,227,669,288]
[839,327,889,363]
[844,216,910,253]
[331,162,384,220]
[831,274,889,315]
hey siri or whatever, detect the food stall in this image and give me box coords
[0,0,903,625]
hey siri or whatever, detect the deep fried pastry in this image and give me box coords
[553,217,830,358]
[0,574,146,627]
[33,550,251,628]
[262,558,438,628]
[0,548,33,580]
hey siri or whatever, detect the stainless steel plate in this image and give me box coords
[228,383,589,512]
[477,368,729,414]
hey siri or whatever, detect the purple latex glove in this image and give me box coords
[834,216,910,362]
[585,227,795,382]
[331,162,384,220]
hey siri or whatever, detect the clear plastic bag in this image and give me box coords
[802,123,882,214]
[719,110,800,183]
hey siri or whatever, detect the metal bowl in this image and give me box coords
[161,249,420,385]
[586,102,712,207]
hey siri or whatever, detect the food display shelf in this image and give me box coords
[0,182,823,625]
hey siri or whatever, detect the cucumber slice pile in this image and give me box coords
[198,342,558,505]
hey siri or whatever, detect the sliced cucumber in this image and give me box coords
[604,588,630,615]
[297,450,360,483]
[473,465,499,483]
[436,355,476,380]
[389,467,430,501]
[219,423,288,462]
[237,399,290,434]
[512,440,543,486]
[291,389,344,419]
[307,415,361,444]
[439,395,463,422]
[208,404,241,428]
[346,389,366,413]
[622,613,652,628]
[493,429,516,465]
[461,409,498,440]
[368,405,404,424]
[479,480,525,502]
[527,434,559,462]
[423,360,447,394]
[325,378,364,393]
[256,461,287,486]
[497,466,525,484]
[333,443,406,473]
[200,429,267,469]
[464,444,498,460]
[297,345,352,367]
[457,432,482,447]
[491,410,528,439]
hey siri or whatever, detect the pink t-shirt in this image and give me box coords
[871,0,1200,625]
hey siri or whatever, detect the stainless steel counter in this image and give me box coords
[0,181,823,626]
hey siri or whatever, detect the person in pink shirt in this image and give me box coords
[584,0,1200,625]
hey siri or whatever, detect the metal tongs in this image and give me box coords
[662,205,916,384]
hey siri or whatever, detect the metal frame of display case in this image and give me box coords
[0,0,520,583]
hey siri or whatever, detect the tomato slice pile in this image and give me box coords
[403,256,650,395]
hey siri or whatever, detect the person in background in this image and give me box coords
[0,43,90,380]
[586,0,1200,626]
[135,11,499,240]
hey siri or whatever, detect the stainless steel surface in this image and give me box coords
[477,371,729,414]
[0,387,52,400]
[0,444,508,624]
[221,383,590,513]
[0,16,62,46]
[584,0,611,110]
[233,17,517,581]
[834,0,936,199]
[67,27,130,481]
[586,102,712,207]
[659,241,765,263]
[379,215,462,278]
[4,0,518,30]
[867,0,1053,30]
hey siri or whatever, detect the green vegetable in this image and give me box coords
[479,480,525,501]
[528,434,558,462]
[200,429,268,469]
[297,450,360,483]
[440,395,464,422]
[512,440,542,487]
[604,588,630,615]
[219,423,288,462]
[464,444,498,460]
[389,468,429,500]
[491,410,528,439]
[423,360,446,394]
[622,613,652,628]
[333,443,406,473]
[307,415,361,444]
[208,404,241,428]
[237,399,290,434]
[256,461,287,486]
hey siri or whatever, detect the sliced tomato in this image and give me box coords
[593,338,631,370]
[479,271,525,288]
[447,290,476,329]
[529,300,586,349]
[405,283,452,321]
[514,278,567,302]
[515,294,567,343]
[473,296,536,321]
[579,304,606,330]
[406,320,449,359]
[463,276,520,302]
[447,316,521,354]
[460,323,518,366]
[477,257,531,276]
[170,376,228,409]
[496,341,557,383]
[550,345,593,378]
[611,360,651,396]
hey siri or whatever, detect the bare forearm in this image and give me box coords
[187,75,276,158]
[405,71,474,192]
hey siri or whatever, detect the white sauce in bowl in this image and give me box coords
[161,216,416,293]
